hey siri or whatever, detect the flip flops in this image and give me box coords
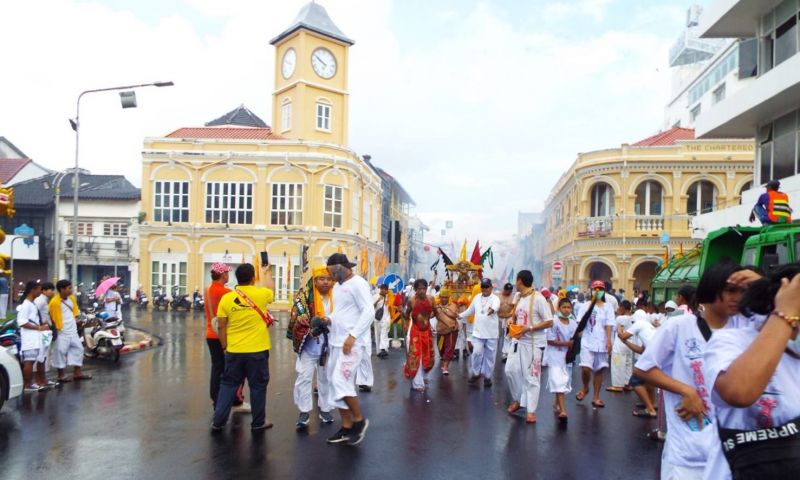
[73,374,93,381]
[633,409,657,418]
[576,390,588,401]
[57,377,72,383]
[507,402,521,414]
[592,400,605,408]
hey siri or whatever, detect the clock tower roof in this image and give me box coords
[270,1,354,46]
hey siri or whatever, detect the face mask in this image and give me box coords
[557,312,571,319]
[595,290,604,300]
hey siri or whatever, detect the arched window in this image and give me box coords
[687,181,716,215]
[634,181,663,216]
[739,180,753,205]
[590,183,614,217]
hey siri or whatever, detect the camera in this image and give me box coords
[310,316,329,337]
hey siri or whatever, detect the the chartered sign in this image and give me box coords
[683,143,755,153]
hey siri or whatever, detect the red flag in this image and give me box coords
[470,241,481,265]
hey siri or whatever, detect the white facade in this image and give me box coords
[55,198,141,288]
[692,0,800,236]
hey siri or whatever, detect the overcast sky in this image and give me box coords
[0,0,707,252]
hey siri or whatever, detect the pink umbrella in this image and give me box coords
[95,277,121,298]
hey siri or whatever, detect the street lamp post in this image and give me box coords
[69,81,174,284]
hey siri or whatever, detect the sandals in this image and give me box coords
[576,390,588,401]
[605,386,624,392]
[24,384,42,393]
[633,409,657,418]
[592,400,605,408]
[507,402,521,414]
[526,413,537,424]
[73,374,93,381]
[558,413,568,423]
[57,377,72,383]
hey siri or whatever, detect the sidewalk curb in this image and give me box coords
[120,327,161,355]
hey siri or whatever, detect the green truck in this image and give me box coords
[650,224,800,305]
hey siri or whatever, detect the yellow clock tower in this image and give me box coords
[270,2,354,146]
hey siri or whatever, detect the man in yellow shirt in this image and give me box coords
[211,263,274,432]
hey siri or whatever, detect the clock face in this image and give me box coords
[311,47,337,79]
[282,48,296,79]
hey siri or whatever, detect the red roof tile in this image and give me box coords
[632,127,695,147]
[165,127,284,140]
[0,158,31,183]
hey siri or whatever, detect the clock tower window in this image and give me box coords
[316,102,331,131]
[281,99,292,132]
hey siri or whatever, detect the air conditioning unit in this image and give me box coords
[83,242,94,254]
[115,240,124,250]
[65,239,73,249]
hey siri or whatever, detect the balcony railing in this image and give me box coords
[634,216,664,232]
[578,217,613,238]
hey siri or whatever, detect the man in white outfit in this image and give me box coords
[325,254,372,446]
[293,266,335,428]
[372,284,391,359]
[459,278,500,388]
[505,270,553,424]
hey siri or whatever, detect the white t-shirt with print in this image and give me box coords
[17,299,41,351]
[544,316,577,367]
[514,293,553,347]
[702,327,800,480]
[635,313,740,469]
[579,302,616,352]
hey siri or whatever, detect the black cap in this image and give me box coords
[503,283,513,291]
[326,253,356,269]
[480,278,493,289]
[767,180,781,190]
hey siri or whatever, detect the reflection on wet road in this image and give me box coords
[0,309,662,479]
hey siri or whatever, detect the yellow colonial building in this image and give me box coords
[138,2,384,307]
[542,128,754,295]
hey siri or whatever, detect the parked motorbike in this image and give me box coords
[120,284,132,309]
[76,283,84,308]
[86,282,97,309]
[153,286,168,310]
[136,286,149,309]
[0,318,20,360]
[170,286,191,311]
[78,311,123,362]
[192,288,205,312]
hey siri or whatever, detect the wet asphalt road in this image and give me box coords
[0,309,662,480]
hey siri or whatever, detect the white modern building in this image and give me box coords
[691,0,800,236]
[664,5,756,130]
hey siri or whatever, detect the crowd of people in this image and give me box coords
[202,252,800,478]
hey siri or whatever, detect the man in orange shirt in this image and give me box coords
[205,262,248,412]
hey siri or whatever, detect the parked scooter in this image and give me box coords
[86,282,97,309]
[136,285,149,309]
[192,287,205,312]
[120,284,132,309]
[0,318,20,360]
[153,286,168,310]
[78,311,123,362]
[76,283,84,308]
[171,286,191,311]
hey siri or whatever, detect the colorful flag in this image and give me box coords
[470,241,482,265]
[254,254,260,282]
[437,248,454,266]
[459,240,467,263]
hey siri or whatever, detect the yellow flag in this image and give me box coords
[254,255,260,282]
[241,253,245,264]
[458,240,467,263]
[360,247,369,276]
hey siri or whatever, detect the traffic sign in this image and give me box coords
[383,274,404,294]
[552,260,563,279]
[14,224,34,246]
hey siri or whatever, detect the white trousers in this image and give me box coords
[374,318,390,351]
[355,345,374,387]
[327,346,361,410]
[455,323,467,350]
[293,353,333,413]
[0,294,7,319]
[610,349,633,387]
[504,341,543,412]
[411,363,426,390]
[469,337,497,378]
[52,332,83,369]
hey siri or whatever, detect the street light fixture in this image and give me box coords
[69,81,174,284]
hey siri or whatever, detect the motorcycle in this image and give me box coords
[136,286,149,309]
[76,283,84,308]
[0,318,20,360]
[78,311,123,362]
[192,288,205,312]
[120,284,132,309]
[86,282,97,309]
[170,286,191,311]
[153,286,169,310]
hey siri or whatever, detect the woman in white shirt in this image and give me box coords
[704,264,800,479]
[17,281,45,392]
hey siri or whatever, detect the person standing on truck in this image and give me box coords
[750,180,792,225]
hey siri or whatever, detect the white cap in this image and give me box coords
[632,310,648,322]
[664,300,678,310]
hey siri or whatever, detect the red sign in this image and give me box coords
[552,261,563,273]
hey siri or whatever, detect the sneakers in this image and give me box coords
[327,427,352,444]
[467,375,480,385]
[358,385,372,393]
[319,411,335,424]
[251,421,274,432]
[348,418,370,446]
[24,384,42,393]
[296,412,310,428]
[232,401,252,414]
